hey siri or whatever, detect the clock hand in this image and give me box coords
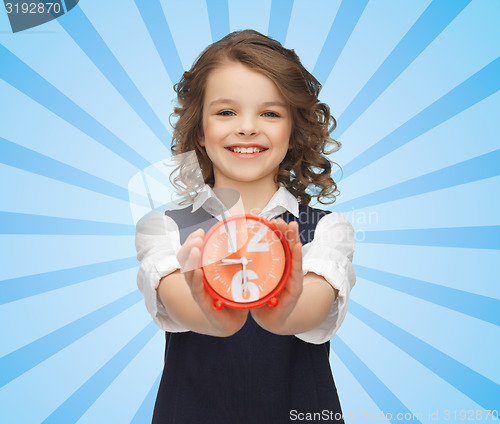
[241,256,248,294]
[221,258,242,263]
[219,258,252,265]
[219,258,250,294]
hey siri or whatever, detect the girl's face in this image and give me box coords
[199,61,292,189]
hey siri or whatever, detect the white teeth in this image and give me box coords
[229,146,264,153]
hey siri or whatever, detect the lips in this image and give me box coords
[225,145,268,154]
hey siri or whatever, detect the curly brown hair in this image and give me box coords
[170,29,341,205]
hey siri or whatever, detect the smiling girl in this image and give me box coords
[135,30,356,423]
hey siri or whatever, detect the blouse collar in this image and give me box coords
[191,185,299,219]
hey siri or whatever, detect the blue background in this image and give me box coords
[0,0,499,423]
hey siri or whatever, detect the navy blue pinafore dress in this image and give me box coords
[152,205,344,423]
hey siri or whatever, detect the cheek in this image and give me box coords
[203,121,227,144]
[273,125,292,148]
[202,123,225,159]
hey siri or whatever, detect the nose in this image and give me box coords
[237,115,258,136]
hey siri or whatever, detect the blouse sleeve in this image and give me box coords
[135,211,189,332]
[295,212,356,344]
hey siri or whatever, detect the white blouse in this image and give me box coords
[135,186,356,345]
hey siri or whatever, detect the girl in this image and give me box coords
[135,30,356,423]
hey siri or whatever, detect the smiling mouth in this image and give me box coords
[225,146,268,154]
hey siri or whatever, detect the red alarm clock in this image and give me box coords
[200,215,292,309]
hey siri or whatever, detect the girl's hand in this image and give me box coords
[177,229,249,337]
[250,219,304,334]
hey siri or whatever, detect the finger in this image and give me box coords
[287,221,300,245]
[273,218,287,234]
[187,268,208,302]
[291,240,303,276]
[177,229,205,270]
[273,218,292,247]
[187,267,223,318]
[181,239,203,274]
[189,267,233,322]
[285,241,303,297]
[277,219,299,251]
[184,248,213,310]
[182,228,205,248]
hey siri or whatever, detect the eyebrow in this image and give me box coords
[262,101,288,108]
[208,99,235,107]
[208,99,288,108]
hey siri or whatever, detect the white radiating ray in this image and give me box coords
[336,314,486,416]
[129,152,249,272]
[128,151,205,225]
[333,0,500,173]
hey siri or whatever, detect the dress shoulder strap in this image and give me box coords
[165,206,219,245]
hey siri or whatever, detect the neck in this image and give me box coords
[213,177,279,216]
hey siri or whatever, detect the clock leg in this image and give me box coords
[268,297,279,308]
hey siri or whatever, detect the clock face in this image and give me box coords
[200,215,291,309]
